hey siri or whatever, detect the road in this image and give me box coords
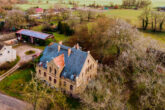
[0,93,33,110]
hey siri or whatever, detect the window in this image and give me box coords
[39,70,41,74]
[70,85,73,91]
[8,51,10,53]
[44,72,46,77]
[0,53,2,56]
[49,76,52,81]
[54,79,56,84]
[54,69,57,75]
[64,81,66,87]
[49,67,52,73]
[88,60,89,63]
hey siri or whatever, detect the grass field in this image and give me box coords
[16,0,165,10]
[0,68,32,99]
[104,9,142,26]
[142,30,165,43]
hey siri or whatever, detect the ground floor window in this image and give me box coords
[44,72,46,77]
[49,76,52,81]
[54,79,56,84]
[39,70,41,74]
[64,81,66,87]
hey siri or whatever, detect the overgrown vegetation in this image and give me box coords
[79,18,165,110]
[0,56,20,75]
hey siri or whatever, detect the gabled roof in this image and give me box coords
[16,29,51,40]
[53,54,65,69]
[40,43,88,81]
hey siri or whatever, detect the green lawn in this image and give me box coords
[16,0,165,10]
[104,9,142,26]
[142,30,165,43]
[53,32,69,42]
[0,68,33,99]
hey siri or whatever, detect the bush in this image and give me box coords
[0,56,20,70]
[57,21,74,36]
[25,50,35,55]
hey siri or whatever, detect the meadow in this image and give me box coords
[16,0,165,10]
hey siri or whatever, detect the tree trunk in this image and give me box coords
[160,21,163,32]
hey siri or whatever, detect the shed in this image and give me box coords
[16,29,54,44]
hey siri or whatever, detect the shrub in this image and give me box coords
[25,50,35,55]
[57,21,74,36]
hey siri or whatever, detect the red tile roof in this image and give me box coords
[36,8,43,13]
[53,54,65,69]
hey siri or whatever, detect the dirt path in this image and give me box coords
[0,93,33,110]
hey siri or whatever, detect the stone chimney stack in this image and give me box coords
[59,41,62,45]
[76,43,79,50]
[58,45,61,52]
[68,48,71,57]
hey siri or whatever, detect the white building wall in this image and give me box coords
[0,46,16,65]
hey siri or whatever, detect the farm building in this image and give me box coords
[36,8,44,14]
[158,6,165,11]
[16,29,54,45]
[36,42,98,95]
[0,44,16,65]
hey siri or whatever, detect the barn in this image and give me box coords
[16,29,54,45]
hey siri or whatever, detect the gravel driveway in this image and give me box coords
[15,45,42,63]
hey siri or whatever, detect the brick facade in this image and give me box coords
[36,43,97,95]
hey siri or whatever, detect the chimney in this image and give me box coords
[68,48,71,57]
[58,45,61,52]
[59,41,62,45]
[76,43,79,50]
